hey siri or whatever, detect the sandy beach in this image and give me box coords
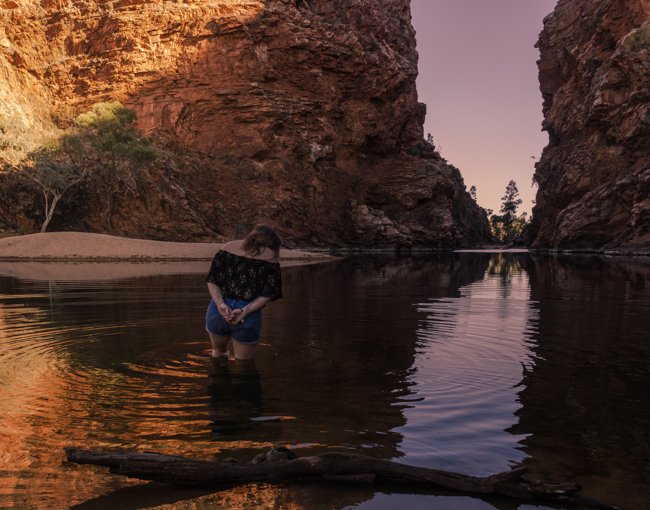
[0,232,335,281]
[0,232,330,261]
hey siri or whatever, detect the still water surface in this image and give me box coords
[0,253,648,509]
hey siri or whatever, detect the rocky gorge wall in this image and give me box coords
[0,0,488,247]
[530,0,650,252]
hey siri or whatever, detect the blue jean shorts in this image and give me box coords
[205,298,263,344]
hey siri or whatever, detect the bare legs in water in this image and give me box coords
[208,331,257,360]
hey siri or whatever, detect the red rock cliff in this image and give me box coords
[530,0,650,252]
[0,0,488,247]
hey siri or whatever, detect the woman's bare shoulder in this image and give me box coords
[258,248,279,263]
[221,240,244,254]
[221,240,277,262]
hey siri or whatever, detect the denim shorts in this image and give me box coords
[205,298,263,344]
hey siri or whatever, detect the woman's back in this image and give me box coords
[221,240,279,263]
[205,224,282,360]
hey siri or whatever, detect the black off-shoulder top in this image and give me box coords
[206,250,282,302]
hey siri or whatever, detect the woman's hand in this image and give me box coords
[217,302,232,320]
[227,308,245,325]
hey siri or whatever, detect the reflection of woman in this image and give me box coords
[207,359,263,438]
[205,225,282,360]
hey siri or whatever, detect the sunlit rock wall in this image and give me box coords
[0,0,489,246]
[530,0,650,252]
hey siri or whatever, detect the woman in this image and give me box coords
[205,225,282,360]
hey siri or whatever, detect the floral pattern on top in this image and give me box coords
[206,250,282,301]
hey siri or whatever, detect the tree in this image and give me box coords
[20,102,157,233]
[25,136,90,232]
[469,185,477,201]
[500,180,522,223]
[73,102,158,232]
[489,180,526,244]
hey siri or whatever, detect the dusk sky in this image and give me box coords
[411,0,558,216]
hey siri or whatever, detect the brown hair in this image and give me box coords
[242,225,281,259]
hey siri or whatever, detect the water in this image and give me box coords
[0,253,648,510]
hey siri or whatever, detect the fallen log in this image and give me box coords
[65,447,624,510]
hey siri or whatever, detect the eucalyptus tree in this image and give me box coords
[26,135,90,232]
[73,102,158,232]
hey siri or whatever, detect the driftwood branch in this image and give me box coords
[65,447,624,510]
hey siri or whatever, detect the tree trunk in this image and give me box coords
[105,188,113,233]
[65,448,624,510]
[41,192,60,233]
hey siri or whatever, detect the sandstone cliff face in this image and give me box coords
[0,0,485,247]
[0,0,488,247]
[530,0,650,252]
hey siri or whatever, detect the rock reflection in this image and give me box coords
[513,254,650,509]
[5,254,648,509]
[257,254,492,462]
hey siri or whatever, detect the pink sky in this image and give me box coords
[411,0,558,216]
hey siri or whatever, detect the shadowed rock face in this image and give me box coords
[530,0,650,252]
[0,0,489,247]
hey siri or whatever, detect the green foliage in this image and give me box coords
[490,180,527,244]
[72,101,157,169]
[500,180,522,220]
[29,147,78,191]
[623,21,650,52]
[18,101,159,232]
[0,116,20,150]
[1,115,32,163]
[25,141,89,232]
[490,212,528,243]
[69,101,158,231]
[1,113,62,165]
[73,101,137,130]
[406,145,423,157]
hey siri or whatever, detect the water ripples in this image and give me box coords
[2,255,648,509]
[397,274,537,475]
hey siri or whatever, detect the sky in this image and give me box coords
[411,0,558,216]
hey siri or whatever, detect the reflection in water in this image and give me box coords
[207,359,279,442]
[400,253,533,476]
[512,254,650,509]
[0,254,648,509]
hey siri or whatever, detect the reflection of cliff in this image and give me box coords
[0,0,488,246]
[530,0,650,251]
[513,255,650,509]
[259,254,491,459]
[0,258,494,509]
[0,278,133,510]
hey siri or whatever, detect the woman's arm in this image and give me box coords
[242,296,271,316]
[207,282,225,305]
[208,282,233,319]
[229,296,272,324]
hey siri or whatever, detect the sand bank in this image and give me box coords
[0,232,331,261]
[0,232,335,281]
